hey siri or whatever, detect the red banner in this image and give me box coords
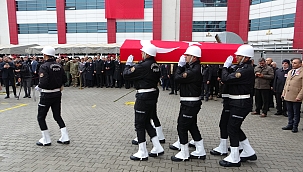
[105,0,144,19]
[120,39,242,64]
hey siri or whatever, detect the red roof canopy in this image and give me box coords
[120,39,242,64]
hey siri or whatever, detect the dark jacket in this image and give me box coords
[202,65,211,83]
[273,67,290,93]
[20,62,32,78]
[38,58,66,90]
[221,61,255,108]
[94,59,103,74]
[105,60,115,76]
[113,61,123,81]
[161,64,169,79]
[85,62,95,80]
[175,61,202,107]
[123,57,161,101]
[254,64,274,89]
[0,61,15,79]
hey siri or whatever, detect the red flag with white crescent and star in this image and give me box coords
[120,39,242,64]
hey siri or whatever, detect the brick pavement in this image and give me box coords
[0,87,303,172]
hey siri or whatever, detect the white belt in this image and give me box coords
[221,94,229,98]
[180,97,200,101]
[41,88,61,93]
[137,88,156,93]
[229,94,250,99]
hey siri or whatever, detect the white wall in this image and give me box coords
[0,0,10,44]
[18,34,58,45]
[116,33,153,44]
[66,33,107,44]
[162,0,180,41]
[65,9,107,23]
[16,11,57,24]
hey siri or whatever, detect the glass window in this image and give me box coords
[144,0,153,8]
[193,20,226,32]
[193,0,227,8]
[66,22,107,33]
[116,22,152,33]
[65,0,105,10]
[249,13,295,31]
[251,0,275,5]
[16,0,56,11]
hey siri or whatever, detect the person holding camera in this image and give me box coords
[15,60,33,98]
[0,56,17,99]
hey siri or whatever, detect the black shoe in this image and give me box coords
[28,96,31,98]
[169,92,174,95]
[171,156,189,162]
[57,140,70,144]
[159,139,165,144]
[274,112,282,115]
[240,154,257,162]
[219,160,241,167]
[189,143,196,148]
[210,150,228,156]
[23,95,28,98]
[175,92,178,95]
[4,96,10,99]
[282,126,293,130]
[130,155,148,161]
[169,144,180,150]
[149,151,164,157]
[14,95,18,98]
[190,154,206,160]
[283,113,288,117]
[292,128,298,133]
[36,142,51,146]
[132,139,138,145]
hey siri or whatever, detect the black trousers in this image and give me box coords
[177,103,202,144]
[210,77,219,96]
[286,101,302,128]
[219,100,230,139]
[4,78,16,97]
[228,106,250,147]
[37,93,66,131]
[151,104,161,127]
[106,75,113,87]
[201,82,209,98]
[254,89,270,114]
[276,92,287,114]
[169,74,177,93]
[22,78,32,96]
[134,99,157,143]
[96,74,102,87]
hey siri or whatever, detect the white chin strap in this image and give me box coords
[142,52,147,60]
[240,56,246,65]
[189,56,194,65]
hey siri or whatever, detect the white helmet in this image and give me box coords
[234,44,254,58]
[41,46,55,56]
[184,46,201,57]
[140,44,157,56]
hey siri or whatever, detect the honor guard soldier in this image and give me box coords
[123,44,164,161]
[35,46,70,146]
[219,45,257,167]
[170,46,206,162]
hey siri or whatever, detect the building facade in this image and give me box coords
[0,0,302,50]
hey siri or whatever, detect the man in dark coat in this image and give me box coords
[273,59,290,116]
[105,56,115,88]
[113,58,123,88]
[0,56,17,98]
[94,54,103,88]
[160,64,169,91]
[85,58,95,87]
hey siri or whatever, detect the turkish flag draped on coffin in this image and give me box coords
[120,39,242,64]
[105,0,144,19]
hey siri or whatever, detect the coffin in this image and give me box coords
[120,39,242,64]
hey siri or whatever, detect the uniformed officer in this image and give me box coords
[35,46,70,146]
[170,46,206,162]
[123,44,164,161]
[219,45,257,167]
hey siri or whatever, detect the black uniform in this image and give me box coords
[123,57,161,143]
[174,60,203,144]
[37,58,67,131]
[221,61,254,147]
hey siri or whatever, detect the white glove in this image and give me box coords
[126,55,134,66]
[223,55,234,68]
[178,55,186,67]
[35,85,42,92]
